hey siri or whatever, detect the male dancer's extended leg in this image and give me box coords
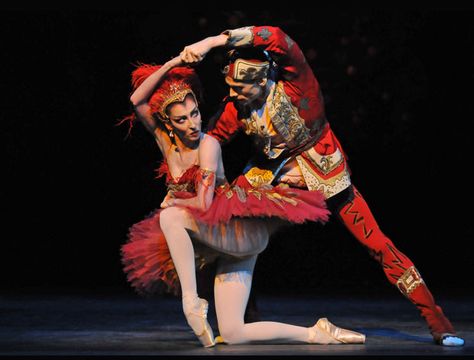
[327,185,463,346]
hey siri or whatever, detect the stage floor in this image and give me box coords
[1,292,472,357]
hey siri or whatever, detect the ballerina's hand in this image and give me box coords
[180,48,203,65]
[160,192,176,208]
[180,38,213,65]
[160,198,176,208]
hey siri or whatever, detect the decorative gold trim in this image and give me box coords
[159,88,196,120]
[197,168,216,187]
[234,185,247,203]
[396,266,424,295]
[167,183,194,193]
[304,147,344,175]
[268,82,311,148]
[296,155,351,199]
[248,189,263,200]
[244,166,275,187]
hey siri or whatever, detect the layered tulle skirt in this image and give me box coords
[121,175,330,295]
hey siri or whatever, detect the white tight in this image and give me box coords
[159,206,204,333]
[159,207,199,301]
[160,206,310,344]
[214,255,309,344]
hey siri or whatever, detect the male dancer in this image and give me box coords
[179,25,464,346]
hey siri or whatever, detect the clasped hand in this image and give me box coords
[179,38,213,65]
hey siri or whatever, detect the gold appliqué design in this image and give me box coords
[268,82,311,147]
[234,186,247,203]
[304,147,344,176]
[248,189,263,200]
[396,266,424,295]
[158,86,196,120]
[244,167,275,187]
[167,183,194,193]
[264,192,298,207]
[197,168,216,188]
[296,155,351,199]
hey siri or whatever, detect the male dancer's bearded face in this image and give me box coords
[225,76,265,106]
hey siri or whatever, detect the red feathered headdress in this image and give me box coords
[118,63,202,135]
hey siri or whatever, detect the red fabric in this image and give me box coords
[117,64,203,133]
[207,98,246,144]
[338,186,414,285]
[410,285,455,337]
[252,26,325,125]
[155,160,200,187]
[187,175,330,225]
[121,161,330,296]
[337,186,455,337]
[121,161,201,296]
[208,26,325,144]
[131,65,202,119]
[121,211,180,295]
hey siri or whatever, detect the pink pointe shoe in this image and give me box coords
[184,298,216,347]
[309,318,366,344]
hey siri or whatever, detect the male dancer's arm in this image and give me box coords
[206,97,245,144]
[223,26,325,126]
[181,25,325,141]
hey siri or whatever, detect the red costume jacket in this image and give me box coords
[208,26,351,199]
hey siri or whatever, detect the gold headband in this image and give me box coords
[157,82,196,120]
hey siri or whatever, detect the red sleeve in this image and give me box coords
[225,26,307,81]
[251,26,307,80]
[223,25,326,133]
[225,25,325,128]
[206,99,245,144]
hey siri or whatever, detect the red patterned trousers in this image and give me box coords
[329,185,455,341]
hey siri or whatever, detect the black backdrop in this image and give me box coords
[2,9,473,297]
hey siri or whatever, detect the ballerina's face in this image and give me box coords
[166,94,202,143]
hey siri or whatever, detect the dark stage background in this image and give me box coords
[2,10,473,298]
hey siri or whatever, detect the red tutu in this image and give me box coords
[121,211,180,295]
[121,162,330,296]
[188,175,330,225]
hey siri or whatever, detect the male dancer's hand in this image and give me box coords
[180,34,228,65]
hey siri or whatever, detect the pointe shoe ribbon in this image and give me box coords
[185,298,216,347]
[310,318,366,344]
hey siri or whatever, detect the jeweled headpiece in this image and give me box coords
[131,64,201,121]
[155,81,196,120]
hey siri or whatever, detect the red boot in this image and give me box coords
[336,186,464,346]
[396,266,463,346]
